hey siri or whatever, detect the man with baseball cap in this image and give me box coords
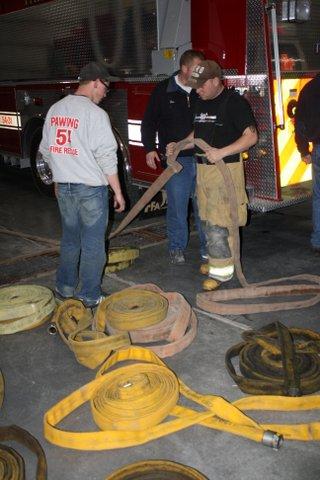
[167,59,257,284]
[141,49,207,265]
[77,61,120,84]
[39,61,125,307]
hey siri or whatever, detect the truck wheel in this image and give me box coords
[30,127,54,196]
[112,128,140,214]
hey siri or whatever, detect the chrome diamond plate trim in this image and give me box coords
[243,0,278,201]
[0,0,157,81]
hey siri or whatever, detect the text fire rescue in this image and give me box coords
[49,116,79,156]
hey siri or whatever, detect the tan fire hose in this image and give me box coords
[53,284,197,364]
[106,138,320,314]
[0,285,56,334]
[44,345,320,450]
[53,299,131,369]
[0,425,47,479]
[96,284,198,358]
[105,460,208,479]
[170,138,320,315]
[225,321,320,396]
[108,155,183,239]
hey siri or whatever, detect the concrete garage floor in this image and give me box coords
[1,171,320,480]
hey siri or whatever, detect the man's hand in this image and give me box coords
[204,147,224,164]
[146,151,160,170]
[113,192,126,212]
[166,142,177,156]
[301,154,312,165]
[54,182,58,197]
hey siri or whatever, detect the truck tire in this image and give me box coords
[30,127,54,196]
[112,127,140,211]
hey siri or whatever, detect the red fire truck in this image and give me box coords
[0,0,318,212]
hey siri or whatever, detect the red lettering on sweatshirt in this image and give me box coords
[50,116,79,129]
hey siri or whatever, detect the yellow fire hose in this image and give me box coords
[53,299,131,369]
[43,345,320,451]
[104,247,140,273]
[96,284,198,358]
[0,285,56,335]
[97,289,169,331]
[105,460,208,479]
[53,284,196,365]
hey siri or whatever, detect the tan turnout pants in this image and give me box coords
[197,160,248,268]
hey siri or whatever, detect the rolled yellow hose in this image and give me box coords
[97,289,168,331]
[44,346,320,450]
[91,363,179,430]
[0,285,55,334]
[53,299,130,369]
[107,247,139,264]
[104,248,139,274]
[105,261,132,273]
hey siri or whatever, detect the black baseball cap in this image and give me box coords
[78,61,120,82]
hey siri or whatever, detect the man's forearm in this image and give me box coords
[218,127,257,158]
[106,173,122,194]
[180,132,195,150]
[295,133,310,158]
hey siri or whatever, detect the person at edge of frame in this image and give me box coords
[39,61,125,308]
[141,49,207,265]
[294,72,320,254]
[167,59,258,285]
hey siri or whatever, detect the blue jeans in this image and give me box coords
[165,156,206,255]
[56,183,108,305]
[312,144,320,248]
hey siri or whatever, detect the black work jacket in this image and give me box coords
[141,73,198,158]
[295,73,320,156]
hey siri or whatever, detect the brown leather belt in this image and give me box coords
[196,156,211,165]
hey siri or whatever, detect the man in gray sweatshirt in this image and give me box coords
[40,61,125,307]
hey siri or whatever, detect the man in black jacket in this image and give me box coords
[295,73,320,252]
[141,49,206,264]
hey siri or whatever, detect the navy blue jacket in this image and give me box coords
[295,73,320,156]
[141,73,198,159]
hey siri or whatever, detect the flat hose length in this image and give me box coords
[44,346,320,451]
[162,139,320,315]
